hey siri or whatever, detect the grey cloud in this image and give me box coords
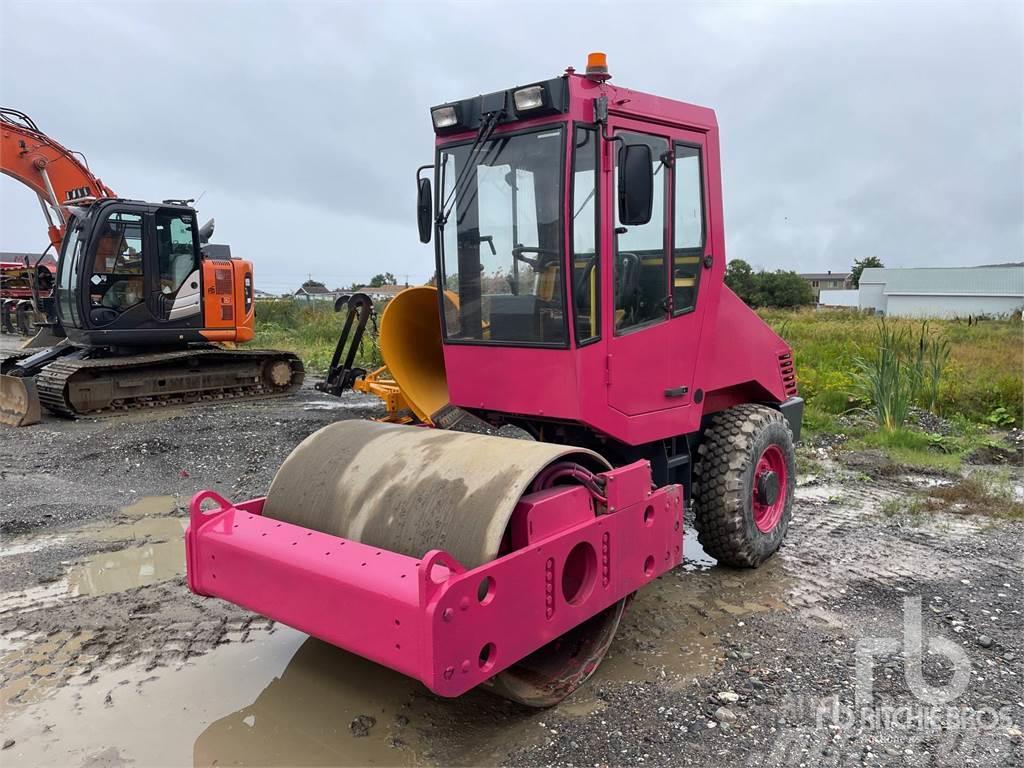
[1,0,1020,290]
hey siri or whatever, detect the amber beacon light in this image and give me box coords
[585,51,611,82]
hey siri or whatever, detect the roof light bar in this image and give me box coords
[513,85,545,112]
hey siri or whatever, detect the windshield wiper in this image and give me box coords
[437,109,505,231]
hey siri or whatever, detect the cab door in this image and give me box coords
[605,121,675,416]
[604,121,712,416]
[148,208,202,324]
[664,131,712,405]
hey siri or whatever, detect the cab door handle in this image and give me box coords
[665,386,689,398]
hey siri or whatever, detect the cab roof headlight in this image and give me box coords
[513,85,545,112]
[431,105,458,129]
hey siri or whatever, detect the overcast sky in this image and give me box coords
[1,1,1020,293]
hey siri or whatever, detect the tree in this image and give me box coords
[727,262,814,308]
[851,256,884,288]
[754,270,815,308]
[725,259,757,304]
[369,272,397,288]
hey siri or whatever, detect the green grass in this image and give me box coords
[760,308,1023,426]
[251,301,1021,472]
[802,410,1000,471]
[253,299,381,373]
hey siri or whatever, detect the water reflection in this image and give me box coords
[193,638,540,767]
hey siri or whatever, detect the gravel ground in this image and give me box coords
[0,389,1021,767]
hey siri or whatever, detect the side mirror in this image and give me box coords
[618,143,653,226]
[417,177,432,244]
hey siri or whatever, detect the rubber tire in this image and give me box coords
[692,404,796,568]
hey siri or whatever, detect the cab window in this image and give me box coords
[614,131,669,333]
[57,222,84,326]
[156,211,198,296]
[437,127,567,345]
[672,143,705,314]
[89,212,145,314]
[571,126,599,344]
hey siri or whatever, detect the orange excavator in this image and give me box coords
[0,108,303,426]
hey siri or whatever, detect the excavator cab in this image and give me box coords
[54,198,249,347]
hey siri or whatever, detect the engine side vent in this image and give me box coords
[778,352,798,397]
[220,304,234,322]
[215,268,232,295]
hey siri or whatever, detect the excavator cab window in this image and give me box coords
[56,219,85,327]
[155,211,199,297]
[87,212,144,323]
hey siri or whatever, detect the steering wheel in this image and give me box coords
[511,245,560,270]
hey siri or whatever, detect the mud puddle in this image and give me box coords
[0,496,187,611]
[0,523,795,767]
[681,525,716,571]
[66,516,187,597]
[0,625,547,767]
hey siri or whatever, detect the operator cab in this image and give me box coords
[416,54,741,445]
[55,198,209,345]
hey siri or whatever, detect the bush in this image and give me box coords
[725,260,815,307]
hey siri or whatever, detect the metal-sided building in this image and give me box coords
[859,266,1024,318]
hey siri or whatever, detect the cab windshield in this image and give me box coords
[437,126,566,345]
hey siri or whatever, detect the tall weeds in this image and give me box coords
[759,308,1020,426]
[853,319,952,430]
[854,320,918,430]
[919,322,951,413]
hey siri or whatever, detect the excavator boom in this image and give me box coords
[0,108,114,250]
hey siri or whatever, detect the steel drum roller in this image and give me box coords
[263,420,628,705]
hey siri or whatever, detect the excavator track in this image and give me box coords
[35,348,304,418]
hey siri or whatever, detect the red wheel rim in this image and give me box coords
[752,444,787,533]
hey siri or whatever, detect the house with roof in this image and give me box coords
[858,265,1024,318]
[294,279,342,302]
[350,284,408,302]
[798,271,851,300]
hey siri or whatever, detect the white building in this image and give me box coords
[818,289,859,308]
[859,266,1024,318]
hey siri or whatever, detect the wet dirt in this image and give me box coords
[0,538,793,768]
[1,392,1022,767]
[0,496,187,610]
